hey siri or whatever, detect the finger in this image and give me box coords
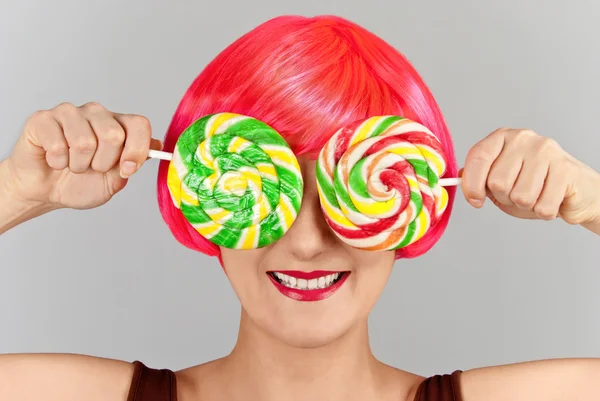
[508,158,550,211]
[53,103,97,174]
[83,104,126,173]
[26,111,70,170]
[533,162,569,220]
[102,134,159,195]
[486,143,524,206]
[113,114,152,178]
[486,187,537,219]
[461,129,508,207]
[151,138,163,150]
[485,188,501,208]
[146,138,164,160]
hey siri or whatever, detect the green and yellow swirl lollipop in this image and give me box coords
[152,113,304,249]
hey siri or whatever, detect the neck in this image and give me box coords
[221,309,386,401]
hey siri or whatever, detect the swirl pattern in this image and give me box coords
[167,113,304,249]
[316,115,450,251]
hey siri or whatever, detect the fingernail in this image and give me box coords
[121,161,137,178]
[469,198,484,207]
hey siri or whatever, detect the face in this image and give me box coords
[220,157,395,349]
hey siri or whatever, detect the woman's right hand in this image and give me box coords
[5,102,161,211]
[0,103,162,395]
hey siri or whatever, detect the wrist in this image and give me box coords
[581,214,600,236]
[0,159,56,234]
[581,171,600,236]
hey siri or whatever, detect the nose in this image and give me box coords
[277,158,337,261]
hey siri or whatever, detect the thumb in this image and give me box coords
[104,138,163,196]
[105,167,129,197]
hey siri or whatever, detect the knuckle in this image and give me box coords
[73,137,97,153]
[29,109,53,121]
[82,101,105,111]
[509,192,535,207]
[27,110,53,127]
[487,177,510,194]
[55,102,78,114]
[491,127,519,142]
[90,160,112,173]
[538,137,561,152]
[103,126,126,146]
[533,204,557,220]
[128,114,152,133]
[517,129,538,138]
[47,142,68,156]
[47,158,67,170]
[489,127,509,138]
[467,146,493,164]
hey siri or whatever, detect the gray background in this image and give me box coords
[1,0,599,376]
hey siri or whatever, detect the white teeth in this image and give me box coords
[271,272,342,290]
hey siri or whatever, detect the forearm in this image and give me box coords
[0,159,54,235]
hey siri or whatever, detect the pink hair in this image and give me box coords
[157,15,458,261]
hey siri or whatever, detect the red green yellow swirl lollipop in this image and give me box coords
[316,115,456,251]
[151,113,304,249]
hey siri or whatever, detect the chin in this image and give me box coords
[251,294,359,349]
[233,269,371,348]
[263,314,356,349]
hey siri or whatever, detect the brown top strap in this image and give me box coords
[413,370,463,401]
[127,361,177,401]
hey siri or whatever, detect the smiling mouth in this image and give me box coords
[268,271,347,290]
[266,270,351,302]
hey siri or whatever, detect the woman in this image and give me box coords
[1,15,599,401]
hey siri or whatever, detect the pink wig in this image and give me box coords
[157,15,457,261]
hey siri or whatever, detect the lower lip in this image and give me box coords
[267,273,350,302]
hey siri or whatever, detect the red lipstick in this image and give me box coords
[267,271,350,302]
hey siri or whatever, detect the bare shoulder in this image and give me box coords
[383,366,424,401]
[0,353,135,401]
[459,358,600,401]
[173,358,227,401]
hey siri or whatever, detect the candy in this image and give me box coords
[316,115,450,251]
[167,113,304,249]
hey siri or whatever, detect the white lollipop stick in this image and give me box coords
[148,149,172,161]
[438,177,461,187]
[147,150,462,187]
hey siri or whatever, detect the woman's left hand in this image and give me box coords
[460,128,600,230]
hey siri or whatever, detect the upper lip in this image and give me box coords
[268,270,348,279]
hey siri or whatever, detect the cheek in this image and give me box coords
[352,250,395,311]
[220,248,267,301]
